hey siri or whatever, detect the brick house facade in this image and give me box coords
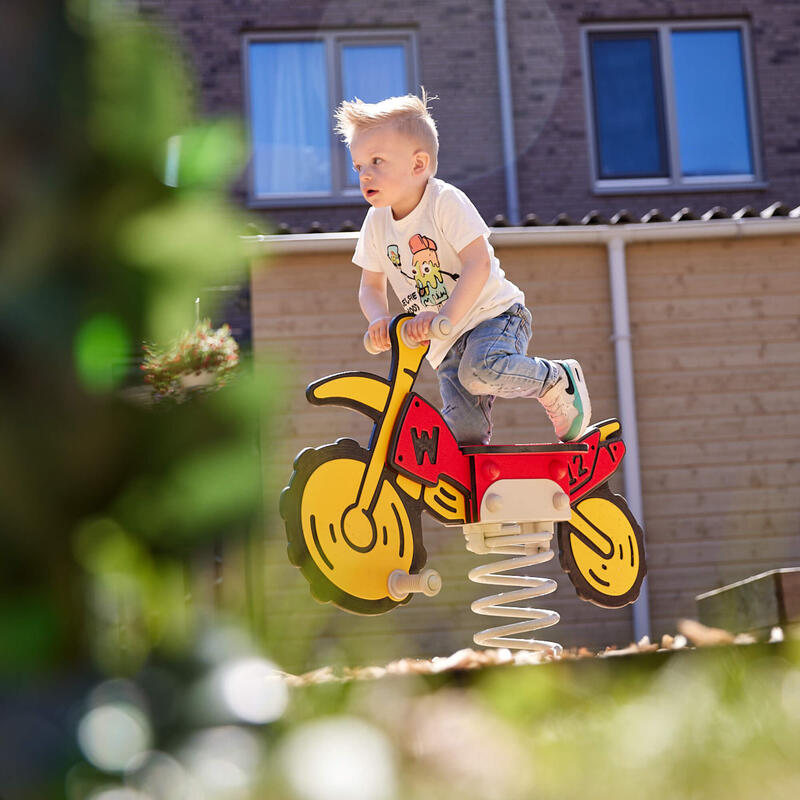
[142,0,800,231]
[138,1,800,667]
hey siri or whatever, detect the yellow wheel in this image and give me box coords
[557,483,647,608]
[280,439,426,614]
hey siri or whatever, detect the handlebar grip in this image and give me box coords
[363,331,383,355]
[430,315,452,338]
[399,314,452,349]
[363,314,453,355]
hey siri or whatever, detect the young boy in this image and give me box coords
[334,92,590,446]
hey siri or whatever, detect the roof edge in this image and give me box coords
[244,215,800,256]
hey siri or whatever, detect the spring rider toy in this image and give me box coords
[280,314,646,655]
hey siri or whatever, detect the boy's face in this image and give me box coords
[349,125,429,219]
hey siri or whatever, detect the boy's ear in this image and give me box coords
[412,150,430,175]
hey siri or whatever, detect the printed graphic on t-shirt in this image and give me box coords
[386,243,414,280]
[400,293,421,314]
[408,233,460,308]
[386,245,421,313]
[386,244,402,269]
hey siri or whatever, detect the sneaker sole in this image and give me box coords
[558,359,591,441]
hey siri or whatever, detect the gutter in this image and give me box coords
[246,215,800,643]
[245,215,800,255]
[493,0,520,225]
[606,235,649,642]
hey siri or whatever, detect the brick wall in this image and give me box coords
[143,0,800,233]
[141,0,507,231]
[512,0,800,223]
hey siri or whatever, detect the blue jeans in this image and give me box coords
[436,303,556,445]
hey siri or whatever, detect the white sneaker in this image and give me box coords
[537,359,591,441]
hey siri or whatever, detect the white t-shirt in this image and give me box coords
[353,177,524,368]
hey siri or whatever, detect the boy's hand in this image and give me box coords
[366,316,393,352]
[404,311,438,344]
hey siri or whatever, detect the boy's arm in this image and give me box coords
[404,235,491,342]
[359,269,393,352]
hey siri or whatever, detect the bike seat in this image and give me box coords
[460,443,589,455]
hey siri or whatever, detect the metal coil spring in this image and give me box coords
[465,522,561,656]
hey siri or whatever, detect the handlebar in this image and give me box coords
[364,315,452,355]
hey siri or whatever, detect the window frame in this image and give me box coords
[581,19,764,194]
[243,29,419,207]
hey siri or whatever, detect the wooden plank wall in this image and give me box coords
[251,233,800,671]
[626,235,800,639]
[252,241,635,671]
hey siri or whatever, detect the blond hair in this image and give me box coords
[334,89,439,173]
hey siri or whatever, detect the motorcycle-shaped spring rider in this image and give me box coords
[280,314,646,655]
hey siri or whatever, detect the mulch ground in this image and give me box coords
[280,618,789,686]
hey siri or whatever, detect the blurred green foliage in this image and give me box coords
[73,313,132,392]
[254,641,800,800]
[4,3,800,800]
[52,638,800,800]
[475,641,800,799]
[0,0,268,676]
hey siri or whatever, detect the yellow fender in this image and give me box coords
[307,372,390,421]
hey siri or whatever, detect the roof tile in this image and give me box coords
[761,202,790,218]
[701,206,728,221]
[641,208,667,223]
[610,209,634,224]
[268,201,799,234]
[581,210,608,225]
[671,207,697,222]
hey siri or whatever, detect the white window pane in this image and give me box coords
[341,44,408,186]
[342,44,407,101]
[671,29,753,177]
[249,41,331,195]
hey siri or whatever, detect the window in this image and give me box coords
[583,21,761,191]
[244,31,417,204]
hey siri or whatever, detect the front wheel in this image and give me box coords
[280,439,427,615]
[557,483,647,608]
